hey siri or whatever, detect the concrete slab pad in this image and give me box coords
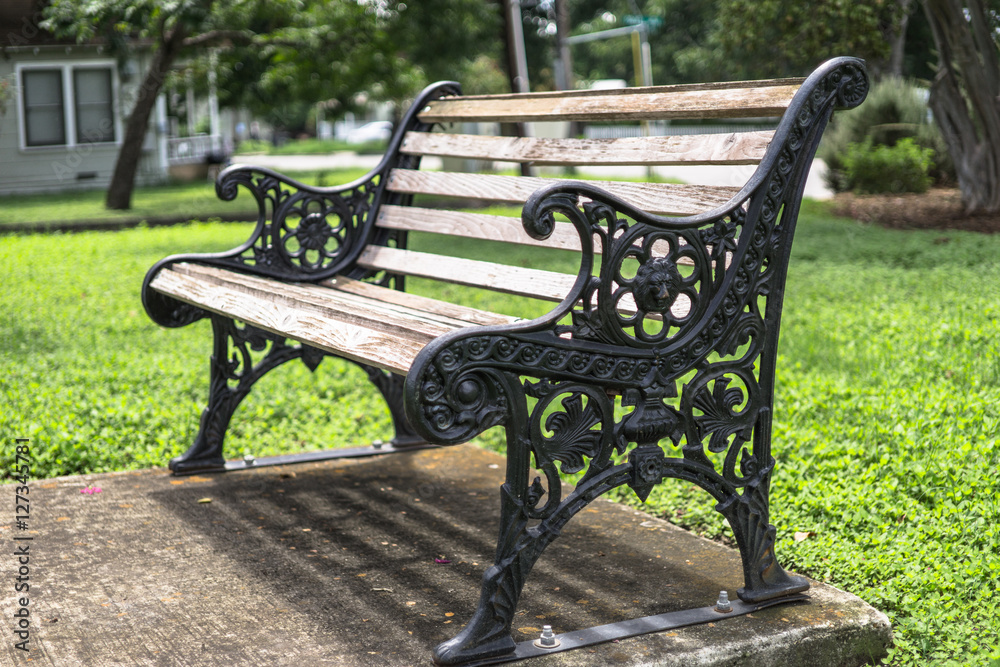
[2,445,890,666]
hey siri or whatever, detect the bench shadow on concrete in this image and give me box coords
[144,446,781,665]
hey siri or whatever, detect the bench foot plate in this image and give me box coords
[170,442,440,476]
[439,594,808,666]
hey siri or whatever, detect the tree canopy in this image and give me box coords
[41,0,998,214]
[41,0,505,209]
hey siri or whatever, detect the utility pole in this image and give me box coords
[553,0,574,92]
[502,0,532,175]
[505,0,530,94]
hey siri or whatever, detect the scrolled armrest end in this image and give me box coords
[404,334,515,446]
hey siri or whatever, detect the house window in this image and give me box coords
[73,68,115,144]
[19,64,117,149]
[22,69,66,147]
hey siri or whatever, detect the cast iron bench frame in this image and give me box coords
[142,57,868,666]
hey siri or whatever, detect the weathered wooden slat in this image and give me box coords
[385,169,739,216]
[322,277,520,327]
[170,263,472,336]
[418,84,801,123]
[149,268,428,374]
[438,76,804,102]
[400,131,774,166]
[377,205,597,253]
[357,246,579,303]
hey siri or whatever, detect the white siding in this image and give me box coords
[0,46,166,196]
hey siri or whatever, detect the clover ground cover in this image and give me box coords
[0,202,997,664]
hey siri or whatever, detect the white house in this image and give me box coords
[0,1,169,196]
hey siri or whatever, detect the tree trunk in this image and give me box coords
[922,0,1000,214]
[887,0,914,77]
[105,25,188,210]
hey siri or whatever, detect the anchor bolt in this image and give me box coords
[534,625,560,649]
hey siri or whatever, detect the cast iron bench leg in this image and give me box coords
[170,317,425,474]
[169,316,321,473]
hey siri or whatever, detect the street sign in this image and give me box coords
[623,14,663,31]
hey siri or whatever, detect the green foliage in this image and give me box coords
[556,0,919,89]
[680,0,907,80]
[213,0,505,119]
[820,77,953,191]
[2,203,1000,663]
[43,0,505,135]
[721,0,904,77]
[842,138,934,194]
[42,0,215,44]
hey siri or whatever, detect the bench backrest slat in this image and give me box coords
[417,81,803,123]
[376,205,596,253]
[400,130,774,166]
[357,246,578,302]
[354,247,692,321]
[356,72,815,315]
[384,169,739,216]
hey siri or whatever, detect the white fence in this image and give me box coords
[167,135,229,164]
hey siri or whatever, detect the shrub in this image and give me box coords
[842,138,934,194]
[819,78,954,191]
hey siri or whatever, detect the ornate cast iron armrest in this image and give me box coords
[142,80,463,328]
[140,164,384,327]
[403,56,869,449]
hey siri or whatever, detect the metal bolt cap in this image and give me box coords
[533,624,560,649]
[715,590,733,613]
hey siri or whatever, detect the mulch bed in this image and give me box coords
[830,188,1000,234]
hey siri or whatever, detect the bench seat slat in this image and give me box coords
[170,263,481,335]
[322,277,520,327]
[150,266,517,374]
[377,205,597,253]
[386,169,739,216]
[150,269,423,373]
[400,131,774,166]
[357,246,578,303]
[418,83,801,123]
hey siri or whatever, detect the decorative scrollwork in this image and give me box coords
[408,360,510,445]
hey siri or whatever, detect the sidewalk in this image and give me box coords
[4,445,889,666]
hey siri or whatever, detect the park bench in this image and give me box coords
[142,57,868,666]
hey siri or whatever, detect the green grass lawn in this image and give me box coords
[1,201,999,665]
[0,168,371,227]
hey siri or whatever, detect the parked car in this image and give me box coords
[346,121,393,144]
